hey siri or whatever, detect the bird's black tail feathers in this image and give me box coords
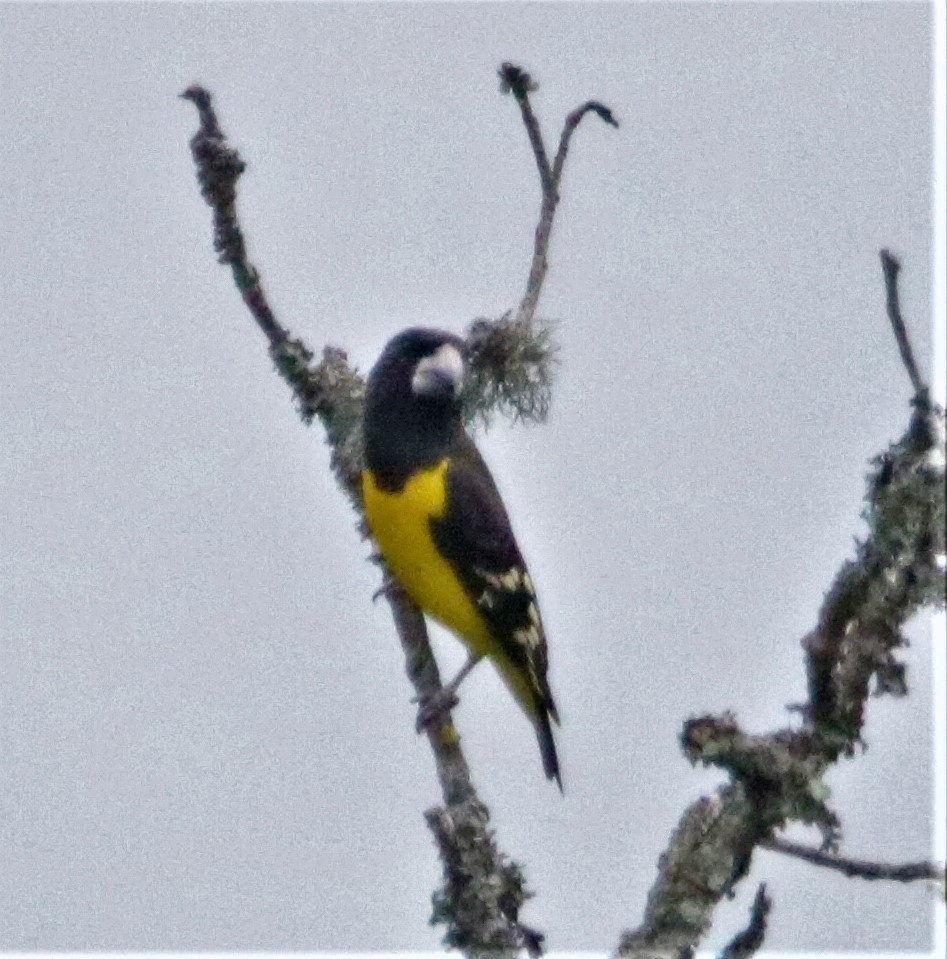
[536,709,562,793]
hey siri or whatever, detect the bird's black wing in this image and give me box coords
[430,437,557,723]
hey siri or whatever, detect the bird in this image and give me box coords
[361,327,561,789]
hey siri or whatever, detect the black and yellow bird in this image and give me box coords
[362,328,561,789]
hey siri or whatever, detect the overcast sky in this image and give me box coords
[1,1,942,952]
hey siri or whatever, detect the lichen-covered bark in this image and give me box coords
[617,265,944,956]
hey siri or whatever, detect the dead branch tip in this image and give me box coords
[718,884,772,959]
[879,248,925,396]
[180,85,212,109]
[499,62,538,99]
[880,247,901,279]
[181,86,220,133]
[588,100,619,128]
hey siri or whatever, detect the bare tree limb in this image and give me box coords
[718,884,772,959]
[180,85,366,506]
[618,255,945,958]
[551,100,618,188]
[761,837,944,885]
[428,800,546,959]
[499,62,617,328]
[499,63,552,197]
[880,249,926,397]
[618,722,837,958]
[618,789,763,959]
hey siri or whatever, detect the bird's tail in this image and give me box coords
[536,706,562,793]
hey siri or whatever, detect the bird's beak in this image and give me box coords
[411,343,464,399]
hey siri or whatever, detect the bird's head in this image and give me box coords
[367,327,466,407]
[363,328,468,479]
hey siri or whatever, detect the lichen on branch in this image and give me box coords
[617,253,945,958]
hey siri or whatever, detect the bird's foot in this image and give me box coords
[372,572,400,603]
[414,686,460,732]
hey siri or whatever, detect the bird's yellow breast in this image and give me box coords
[362,461,494,654]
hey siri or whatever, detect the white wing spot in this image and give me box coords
[499,570,520,590]
[476,568,504,589]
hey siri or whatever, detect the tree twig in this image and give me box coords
[499,63,552,196]
[551,100,618,188]
[880,249,926,397]
[718,884,772,959]
[761,837,944,884]
[499,63,618,327]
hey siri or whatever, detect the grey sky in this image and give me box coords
[0,1,940,951]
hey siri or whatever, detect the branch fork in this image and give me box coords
[184,65,615,956]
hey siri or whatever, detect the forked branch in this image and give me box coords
[499,62,618,327]
[184,67,614,957]
[618,254,945,958]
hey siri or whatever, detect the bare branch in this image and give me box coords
[619,255,945,957]
[619,718,835,957]
[803,389,946,740]
[799,251,945,742]
[880,249,926,397]
[761,837,944,885]
[385,579,534,956]
[179,76,473,864]
[718,884,772,959]
[499,62,552,196]
[499,63,617,327]
[181,86,367,506]
[550,100,619,189]
[446,66,617,432]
